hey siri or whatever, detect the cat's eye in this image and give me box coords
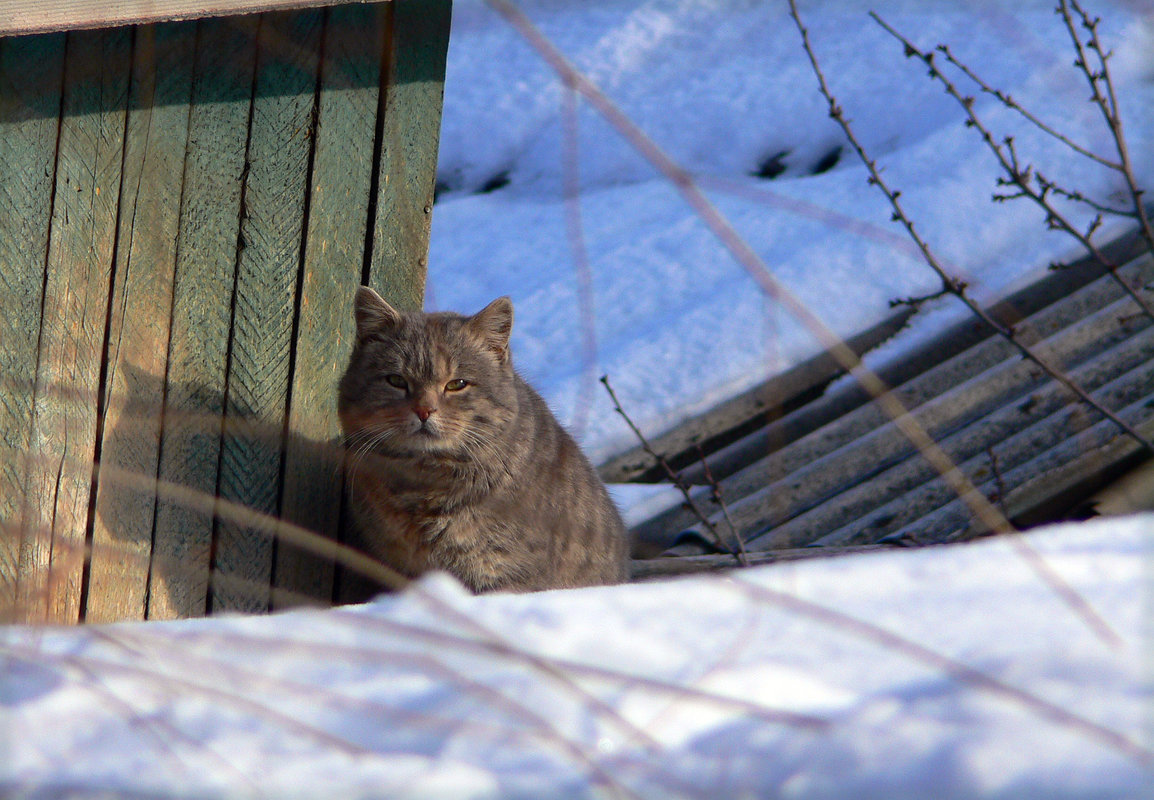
[385,374,408,390]
[444,378,469,392]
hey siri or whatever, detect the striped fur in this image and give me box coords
[338,287,629,593]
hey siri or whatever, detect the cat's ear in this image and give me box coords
[468,296,514,363]
[354,286,402,342]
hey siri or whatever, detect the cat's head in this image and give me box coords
[338,286,518,456]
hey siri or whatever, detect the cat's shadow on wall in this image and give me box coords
[95,363,379,618]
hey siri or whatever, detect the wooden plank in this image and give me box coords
[0,0,378,37]
[211,8,322,613]
[366,0,450,310]
[275,3,384,608]
[22,27,131,624]
[0,33,65,622]
[148,15,257,620]
[86,21,196,623]
[629,545,888,581]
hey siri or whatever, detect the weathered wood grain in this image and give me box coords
[6,1,448,621]
[367,0,449,310]
[0,33,65,622]
[211,8,322,613]
[275,3,384,608]
[22,27,131,624]
[86,21,196,623]
[1,0,370,37]
[148,16,257,620]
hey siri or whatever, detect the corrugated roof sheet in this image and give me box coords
[622,230,1154,576]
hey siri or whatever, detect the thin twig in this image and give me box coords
[788,0,1125,649]
[1031,172,1134,218]
[1059,0,1154,271]
[889,283,961,309]
[600,375,748,566]
[871,12,1154,324]
[695,443,749,563]
[932,41,1120,170]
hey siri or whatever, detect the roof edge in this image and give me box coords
[0,0,382,37]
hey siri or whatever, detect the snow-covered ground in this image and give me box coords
[4,1,1154,796]
[3,515,1152,798]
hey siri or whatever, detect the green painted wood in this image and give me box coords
[211,9,322,614]
[5,0,449,622]
[367,0,450,311]
[148,15,257,621]
[86,21,196,623]
[0,33,65,622]
[23,27,132,624]
[275,3,385,609]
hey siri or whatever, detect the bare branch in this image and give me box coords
[889,282,962,309]
[933,41,1120,170]
[695,443,749,563]
[1034,173,1135,218]
[789,0,1128,648]
[871,12,1154,326]
[1059,0,1154,272]
[600,375,748,565]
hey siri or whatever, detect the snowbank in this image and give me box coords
[3,514,1150,798]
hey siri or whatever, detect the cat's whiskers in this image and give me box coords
[457,428,514,478]
[346,426,400,498]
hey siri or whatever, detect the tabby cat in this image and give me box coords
[338,286,629,593]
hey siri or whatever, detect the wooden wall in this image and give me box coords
[0,0,452,623]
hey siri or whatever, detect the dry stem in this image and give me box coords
[796,7,1154,460]
[870,13,1154,323]
[1059,0,1154,260]
[600,375,748,565]
[787,0,1125,648]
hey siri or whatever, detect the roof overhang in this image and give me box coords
[0,0,381,37]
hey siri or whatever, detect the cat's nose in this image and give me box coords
[413,404,435,422]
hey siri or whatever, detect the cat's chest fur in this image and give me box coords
[338,287,629,594]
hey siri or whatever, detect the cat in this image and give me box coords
[337,286,629,593]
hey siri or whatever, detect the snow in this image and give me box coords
[3,515,1152,797]
[5,1,1154,796]
[429,0,1154,461]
